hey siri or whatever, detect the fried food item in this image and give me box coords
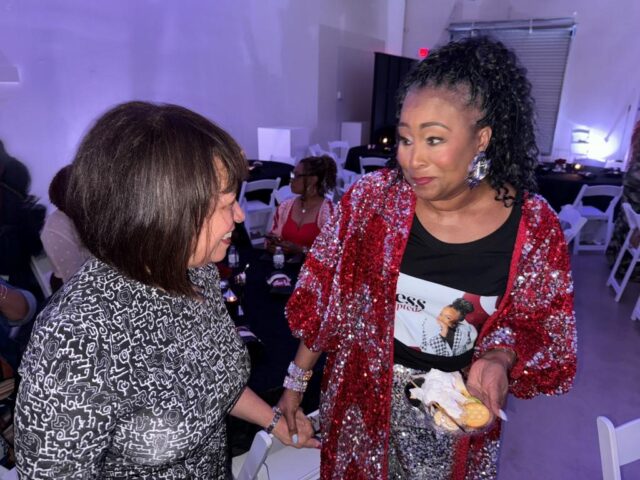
[409,370,494,432]
[460,400,492,429]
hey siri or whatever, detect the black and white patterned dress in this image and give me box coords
[15,258,250,479]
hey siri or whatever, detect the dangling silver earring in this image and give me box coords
[466,151,491,188]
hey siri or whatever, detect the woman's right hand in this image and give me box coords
[277,388,304,442]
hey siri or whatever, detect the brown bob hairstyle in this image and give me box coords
[67,101,247,296]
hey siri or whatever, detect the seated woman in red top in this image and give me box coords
[267,155,336,255]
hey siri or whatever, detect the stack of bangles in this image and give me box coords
[283,361,313,392]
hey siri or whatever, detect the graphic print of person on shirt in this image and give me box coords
[394,274,499,358]
[421,298,476,356]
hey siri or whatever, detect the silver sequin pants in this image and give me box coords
[388,364,500,480]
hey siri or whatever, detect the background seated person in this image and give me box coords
[0,141,46,294]
[266,155,336,255]
[0,278,37,370]
[40,165,89,290]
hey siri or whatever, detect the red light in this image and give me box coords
[418,47,429,58]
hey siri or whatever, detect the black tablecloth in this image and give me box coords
[223,246,323,454]
[536,166,623,212]
[222,247,323,397]
[247,159,293,185]
[345,145,394,173]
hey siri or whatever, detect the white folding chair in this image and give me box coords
[232,410,320,480]
[327,141,349,168]
[557,204,588,245]
[631,294,640,321]
[597,416,640,480]
[572,184,623,253]
[274,185,295,205]
[607,203,640,301]
[307,144,324,157]
[306,144,335,161]
[239,178,281,246]
[233,430,272,480]
[30,252,54,298]
[359,156,388,175]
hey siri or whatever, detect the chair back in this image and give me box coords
[307,144,324,156]
[572,184,623,217]
[359,156,388,175]
[233,430,272,480]
[239,178,281,245]
[232,411,321,480]
[239,178,281,209]
[622,202,640,232]
[328,141,349,167]
[557,204,587,244]
[572,184,623,253]
[30,252,53,298]
[597,416,640,480]
[606,202,640,301]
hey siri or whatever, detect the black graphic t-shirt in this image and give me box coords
[394,200,522,371]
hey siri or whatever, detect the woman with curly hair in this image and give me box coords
[606,120,640,278]
[266,155,336,256]
[277,36,577,479]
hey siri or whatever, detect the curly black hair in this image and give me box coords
[449,298,474,320]
[299,155,337,196]
[394,36,539,204]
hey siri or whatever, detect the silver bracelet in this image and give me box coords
[287,361,313,382]
[284,375,308,393]
[265,406,283,435]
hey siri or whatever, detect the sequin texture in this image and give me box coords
[287,170,577,479]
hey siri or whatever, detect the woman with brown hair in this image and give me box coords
[14,102,317,479]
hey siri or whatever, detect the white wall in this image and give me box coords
[402,0,640,163]
[0,0,393,204]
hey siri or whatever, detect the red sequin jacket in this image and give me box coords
[287,169,577,480]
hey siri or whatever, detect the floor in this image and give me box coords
[498,252,640,479]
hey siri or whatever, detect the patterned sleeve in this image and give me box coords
[15,305,122,478]
[476,197,577,398]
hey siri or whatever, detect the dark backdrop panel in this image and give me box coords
[370,52,417,145]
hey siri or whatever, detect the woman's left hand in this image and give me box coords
[466,349,515,417]
[272,408,321,449]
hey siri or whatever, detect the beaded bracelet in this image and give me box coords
[265,406,283,435]
[287,362,313,382]
[283,374,308,392]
